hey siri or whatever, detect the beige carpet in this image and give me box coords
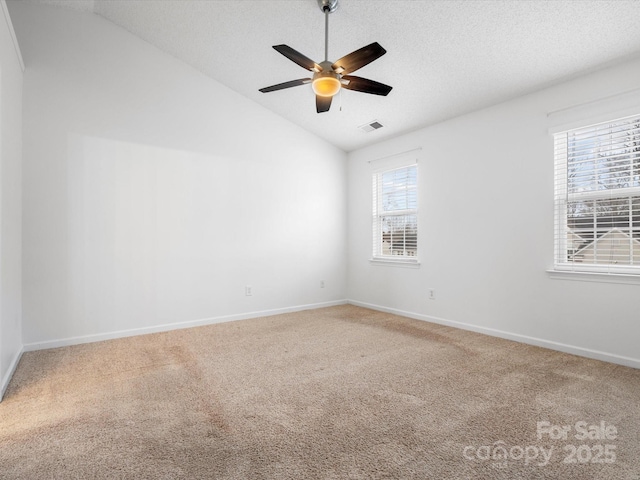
[1,305,639,479]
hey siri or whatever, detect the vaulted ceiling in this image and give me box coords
[22,0,640,151]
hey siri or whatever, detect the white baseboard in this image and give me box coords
[1,345,24,403]
[23,299,348,352]
[348,300,640,370]
[19,298,639,371]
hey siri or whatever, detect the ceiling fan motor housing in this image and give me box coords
[312,61,341,97]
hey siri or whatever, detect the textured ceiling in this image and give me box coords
[22,0,640,151]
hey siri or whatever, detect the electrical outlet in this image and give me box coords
[320,280,325,288]
[245,285,253,296]
[429,289,435,300]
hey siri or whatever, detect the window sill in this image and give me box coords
[370,258,421,268]
[547,269,640,285]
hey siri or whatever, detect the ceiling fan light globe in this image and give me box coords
[312,76,341,97]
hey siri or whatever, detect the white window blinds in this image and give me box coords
[554,114,640,273]
[372,160,418,261]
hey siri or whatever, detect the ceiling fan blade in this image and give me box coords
[259,78,311,93]
[273,45,322,72]
[342,76,392,96]
[331,42,386,75]
[316,95,332,113]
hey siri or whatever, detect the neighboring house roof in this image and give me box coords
[567,211,640,257]
[568,215,640,239]
[570,228,640,264]
[382,232,417,250]
[567,231,584,249]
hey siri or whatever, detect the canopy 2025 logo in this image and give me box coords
[462,420,619,467]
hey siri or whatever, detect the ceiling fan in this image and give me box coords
[259,0,392,113]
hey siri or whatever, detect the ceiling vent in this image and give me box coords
[359,120,384,133]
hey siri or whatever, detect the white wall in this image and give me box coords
[0,0,23,400]
[8,2,347,348]
[348,58,640,368]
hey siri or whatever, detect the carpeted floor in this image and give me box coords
[1,305,639,479]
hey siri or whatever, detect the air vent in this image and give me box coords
[359,120,384,133]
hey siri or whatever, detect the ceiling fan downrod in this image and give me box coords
[318,0,338,61]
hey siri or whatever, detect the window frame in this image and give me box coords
[553,114,640,276]
[371,162,419,266]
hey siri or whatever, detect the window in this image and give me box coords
[554,114,640,274]
[372,163,418,262]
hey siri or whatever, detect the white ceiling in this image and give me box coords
[26,0,640,151]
